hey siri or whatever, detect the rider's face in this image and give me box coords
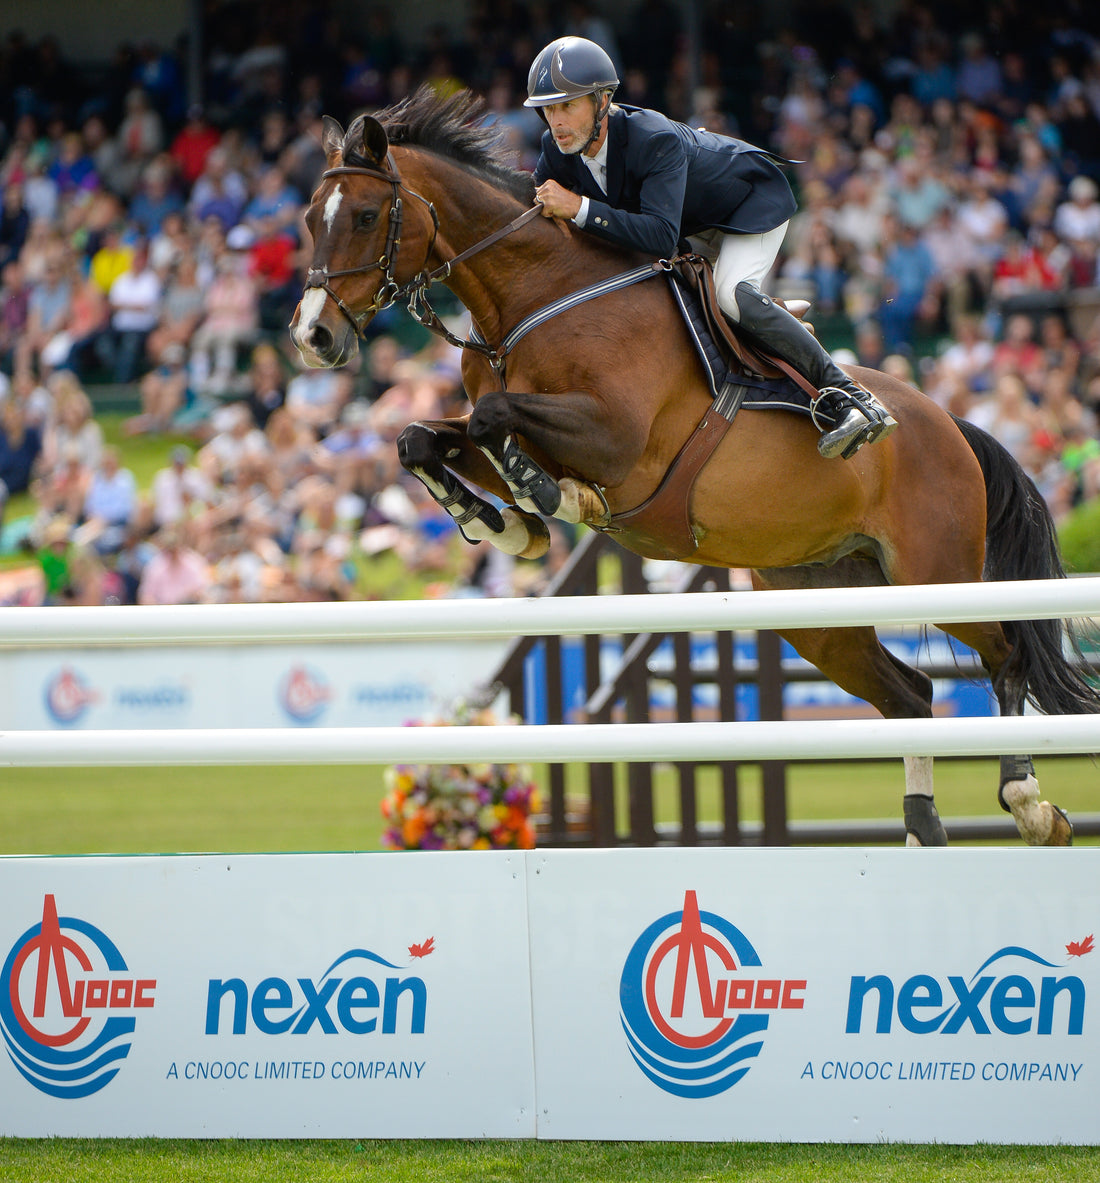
[543,96,598,155]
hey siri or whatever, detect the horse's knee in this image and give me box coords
[467,391,512,449]
[397,422,436,472]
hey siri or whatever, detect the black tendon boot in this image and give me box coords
[733,282,898,459]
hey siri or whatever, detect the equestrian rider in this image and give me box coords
[526,36,897,460]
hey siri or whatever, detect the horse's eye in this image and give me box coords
[358,210,379,230]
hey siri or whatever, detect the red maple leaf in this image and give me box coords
[408,936,435,959]
[1066,934,1094,958]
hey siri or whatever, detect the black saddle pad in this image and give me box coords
[667,271,837,428]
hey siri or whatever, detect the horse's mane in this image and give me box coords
[344,86,536,206]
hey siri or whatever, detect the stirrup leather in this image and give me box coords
[814,387,898,460]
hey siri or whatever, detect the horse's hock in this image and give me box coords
[489,532,1100,849]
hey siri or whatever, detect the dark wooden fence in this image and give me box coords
[484,532,1100,847]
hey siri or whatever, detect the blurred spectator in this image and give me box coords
[0,398,43,523]
[89,222,133,296]
[138,524,212,604]
[188,146,248,230]
[113,88,165,197]
[0,260,30,372]
[146,253,204,366]
[188,227,259,394]
[20,249,72,374]
[127,342,191,434]
[993,313,1044,387]
[243,342,287,429]
[0,183,30,269]
[45,373,103,471]
[79,445,137,554]
[129,163,185,237]
[877,219,938,351]
[1053,176,1100,246]
[149,445,213,529]
[169,105,221,188]
[104,239,161,383]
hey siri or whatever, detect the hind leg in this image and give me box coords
[753,568,947,846]
[936,619,1072,846]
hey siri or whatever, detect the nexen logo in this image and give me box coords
[205,949,426,1036]
[846,945,1086,1036]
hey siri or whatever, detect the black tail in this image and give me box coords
[952,414,1100,715]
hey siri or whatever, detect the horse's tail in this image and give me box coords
[951,413,1100,715]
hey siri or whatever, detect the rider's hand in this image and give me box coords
[535,180,582,222]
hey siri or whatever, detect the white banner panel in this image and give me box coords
[0,853,534,1137]
[0,640,506,730]
[1,849,1096,1141]
[527,849,1099,1144]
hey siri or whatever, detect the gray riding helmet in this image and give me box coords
[524,36,619,111]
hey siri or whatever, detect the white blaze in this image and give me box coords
[323,184,343,232]
[297,286,328,334]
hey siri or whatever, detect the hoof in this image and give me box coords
[508,509,551,559]
[1045,803,1074,847]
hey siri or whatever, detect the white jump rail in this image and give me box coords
[0,576,1097,649]
[0,715,1096,767]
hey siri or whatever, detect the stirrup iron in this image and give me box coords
[814,387,897,460]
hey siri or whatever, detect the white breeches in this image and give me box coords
[699,221,789,323]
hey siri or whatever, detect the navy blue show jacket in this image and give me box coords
[533,105,797,258]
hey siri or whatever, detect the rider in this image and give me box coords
[525,36,897,460]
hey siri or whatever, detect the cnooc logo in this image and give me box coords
[619,890,805,1098]
[0,895,155,1098]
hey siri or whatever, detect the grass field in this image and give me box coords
[1,755,1095,855]
[2,1137,1100,1182]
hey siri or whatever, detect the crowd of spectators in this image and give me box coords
[1,0,1099,607]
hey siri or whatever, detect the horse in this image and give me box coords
[290,87,1099,847]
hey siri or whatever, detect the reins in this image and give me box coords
[308,154,666,383]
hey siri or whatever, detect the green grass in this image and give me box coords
[1,758,1094,856]
[0,1138,1098,1181]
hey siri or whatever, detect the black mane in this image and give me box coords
[344,86,536,205]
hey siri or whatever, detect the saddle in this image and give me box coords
[601,256,834,562]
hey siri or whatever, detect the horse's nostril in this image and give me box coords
[310,324,334,354]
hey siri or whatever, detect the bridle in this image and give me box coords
[304,153,541,356]
[303,157,418,337]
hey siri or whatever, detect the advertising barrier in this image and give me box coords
[0,640,507,730]
[1,849,1095,1142]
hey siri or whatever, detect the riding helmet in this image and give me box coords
[524,36,619,109]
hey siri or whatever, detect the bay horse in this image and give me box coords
[290,88,1098,847]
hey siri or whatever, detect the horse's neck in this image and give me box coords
[405,155,612,341]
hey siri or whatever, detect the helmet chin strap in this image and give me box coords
[580,93,611,154]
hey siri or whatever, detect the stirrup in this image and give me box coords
[814,387,898,460]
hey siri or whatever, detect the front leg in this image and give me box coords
[397,416,550,558]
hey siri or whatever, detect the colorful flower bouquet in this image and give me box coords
[381,711,540,851]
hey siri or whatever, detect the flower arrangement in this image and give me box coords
[381,709,540,851]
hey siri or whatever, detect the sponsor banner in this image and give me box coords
[527,849,1098,1144]
[1,850,1095,1141]
[0,640,506,730]
[0,854,534,1137]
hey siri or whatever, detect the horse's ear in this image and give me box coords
[321,115,345,166]
[359,116,390,167]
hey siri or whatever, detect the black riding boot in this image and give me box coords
[732,282,898,459]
